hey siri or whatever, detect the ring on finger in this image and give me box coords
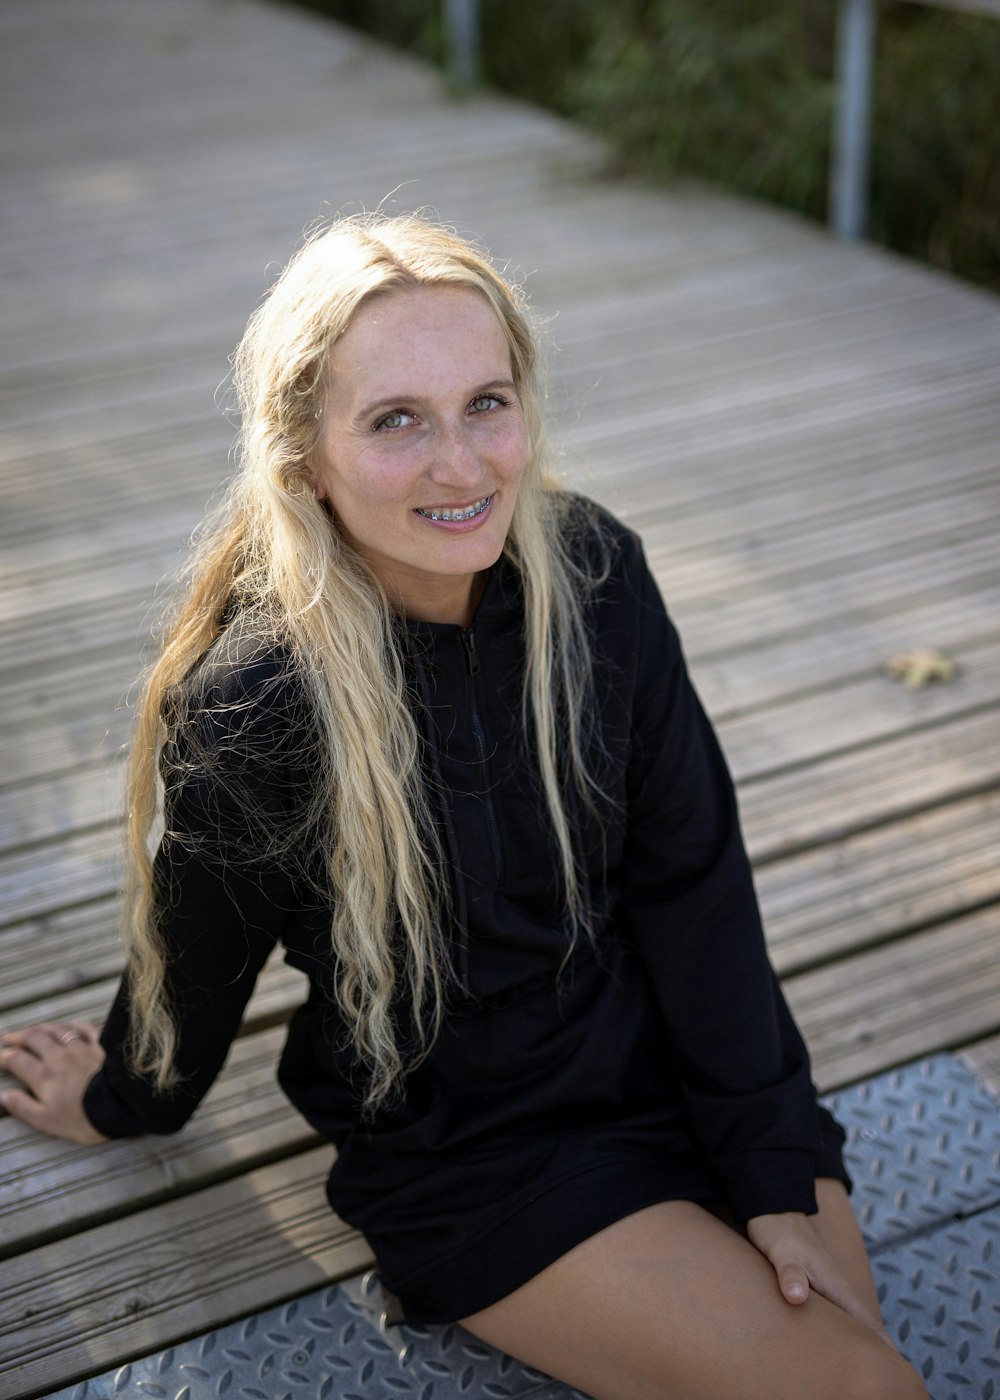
[59,1030,81,1045]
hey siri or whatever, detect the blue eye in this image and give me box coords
[470,393,508,414]
[374,409,416,431]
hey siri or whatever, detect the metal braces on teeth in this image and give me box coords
[418,495,491,523]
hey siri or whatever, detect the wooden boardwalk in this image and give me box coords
[1,0,999,1392]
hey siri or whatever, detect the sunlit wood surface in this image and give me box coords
[1,0,998,1392]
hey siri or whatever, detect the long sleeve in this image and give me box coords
[84,644,308,1138]
[619,548,823,1223]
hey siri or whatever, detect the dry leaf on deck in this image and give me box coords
[884,648,957,689]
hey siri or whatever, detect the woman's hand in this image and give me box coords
[746,1210,895,1349]
[0,1022,108,1144]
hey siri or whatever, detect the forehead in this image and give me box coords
[327,284,512,398]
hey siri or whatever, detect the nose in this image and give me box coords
[426,418,487,491]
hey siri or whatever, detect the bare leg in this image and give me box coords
[810,1177,884,1321]
[461,1189,928,1400]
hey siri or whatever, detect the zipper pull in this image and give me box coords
[461,630,480,676]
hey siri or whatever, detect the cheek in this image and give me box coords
[355,465,411,507]
[494,421,529,478]
[327,444,423,511]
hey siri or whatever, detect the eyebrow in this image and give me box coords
[354,378,517,425]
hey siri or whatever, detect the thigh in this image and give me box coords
[811,1176,884,1321]
[460,1198,928,1400]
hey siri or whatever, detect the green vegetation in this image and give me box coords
[289,0,1000,291]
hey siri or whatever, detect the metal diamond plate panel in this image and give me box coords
[823,1054,1000,1249]
[875,1203,1000,1400]
[47,1273,586,1400]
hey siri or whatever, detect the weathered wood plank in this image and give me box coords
[760,790,1000,974]
[666,531,999,661]
[3,531,996,794]
[0,829,122,926]
[741,709,1000,861]
[3,445,994,688]
[4,801,992,1044]
[2,550,996,851]
[2,423,990,651]
[957,1034,1000,1100]
[3,905,997,1280]
[0,951,308,1036]
[0,1147,371,1400]
[3,572,994,853]
[0,900,123,1013]
[719,635,1000,783]
[694,584,1000,720]
[5,694,991,935]
[790,907,1000,1090]
[1,709,132,788]
[0,765,123,851]
[0,1025,318,1259]
[3,799,996,1081]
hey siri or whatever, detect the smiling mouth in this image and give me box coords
[414,494,493,522]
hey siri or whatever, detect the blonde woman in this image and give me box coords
[0,216,928,1400]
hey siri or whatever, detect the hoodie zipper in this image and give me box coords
[460,630,503,879]
[402,630,472,993]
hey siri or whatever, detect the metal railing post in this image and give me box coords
[444,0,480,89]
[830,0,877,239]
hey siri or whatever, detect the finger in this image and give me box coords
[1,1023,96,1057]
[0,1086,51,1134]
[777,1263,810,1305]
[0,1043,50,1093]
[1,1025,61,1056]
[66,1022,102,1045]
[0,1084,107,1145]
[31,1024,82,1057]
[50,1023,93,1049]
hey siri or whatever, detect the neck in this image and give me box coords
[392,569,488,628]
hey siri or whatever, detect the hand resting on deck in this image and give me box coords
[0,1021,108,1144]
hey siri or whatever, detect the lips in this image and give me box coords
[414,494,493,523]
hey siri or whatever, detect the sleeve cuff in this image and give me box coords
[817,1104,854,1195]
[83,1069,158,1139]
[719,1149,820,1225]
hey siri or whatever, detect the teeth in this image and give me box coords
[417,495,491,521]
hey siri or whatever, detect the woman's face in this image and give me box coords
[308,283,529,626]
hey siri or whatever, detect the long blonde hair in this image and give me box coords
[123,212,607,1108]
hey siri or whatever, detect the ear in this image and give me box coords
[300,458,326,503]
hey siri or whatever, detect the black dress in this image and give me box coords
[84,500,851,1323]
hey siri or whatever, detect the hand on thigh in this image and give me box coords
[461,1201,929,1400]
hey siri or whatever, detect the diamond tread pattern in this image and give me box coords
[47,1055,1000,1400]
[873,1207,1000,1399]
[828,1053,1000,1250]
[50,1276,589,1400]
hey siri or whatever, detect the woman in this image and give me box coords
[0,215,928,1400]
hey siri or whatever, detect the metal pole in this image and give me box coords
[830,0,877,240]
[444,0,480,89]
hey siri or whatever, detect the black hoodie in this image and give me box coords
[84,498,849,1321]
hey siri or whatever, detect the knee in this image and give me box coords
[846,1346,929,1400]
